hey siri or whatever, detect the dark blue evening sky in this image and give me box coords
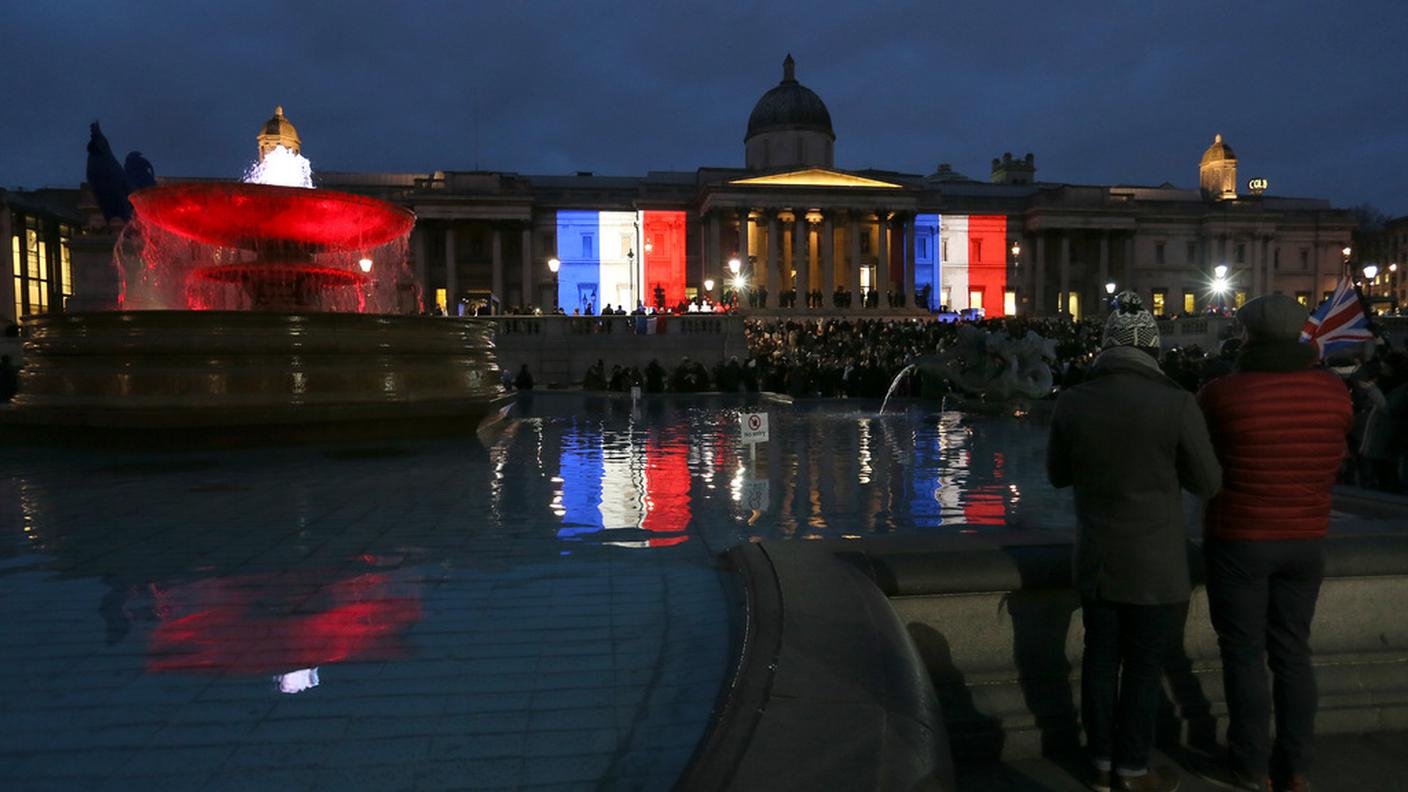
[4,1,1405,215]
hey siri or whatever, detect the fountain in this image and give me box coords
[2,126,506,445]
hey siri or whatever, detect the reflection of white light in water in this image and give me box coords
[858,420,872,485]
[275,667,320,694]
[244,145,314,188]
[730,464,745,502]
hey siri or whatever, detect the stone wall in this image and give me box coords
[490,315,748,388]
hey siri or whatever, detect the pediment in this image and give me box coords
[728,168,903,189]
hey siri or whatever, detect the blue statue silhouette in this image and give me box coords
[86,122,132,222]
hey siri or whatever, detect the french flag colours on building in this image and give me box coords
[1300,275,1374,359]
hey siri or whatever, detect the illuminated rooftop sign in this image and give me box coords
[729,168,903,189]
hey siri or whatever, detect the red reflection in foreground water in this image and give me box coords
[146,570,422,675]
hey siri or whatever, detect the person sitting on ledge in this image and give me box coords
[1047,291,1222,792]
[513,364,534,391]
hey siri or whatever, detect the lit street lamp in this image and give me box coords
[548,257,560,312]
[1364,264,1380,281]
[728,257,742,275]
[1105,281,1117,295]
[704,278,715,293]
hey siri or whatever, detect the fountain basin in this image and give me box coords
[2,311,507,444]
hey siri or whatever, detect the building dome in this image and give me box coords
[1200,133,1235,166]
[745,55,835,142]
[257,105,302,159]
[1199,133,1238,201]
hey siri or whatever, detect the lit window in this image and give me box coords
[1152,290,1166,317]
[1183,292,1196,314]
[1067,292,1080,320]
[969,289,983,310]
[1234,290,1247,308]
[1295,292,1310,306]
[582,235,593,258]
[1003,289,1017,316]
[940,287,951,308]
[917,237,928,258]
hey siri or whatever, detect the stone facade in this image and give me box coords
[38,58,1357,322]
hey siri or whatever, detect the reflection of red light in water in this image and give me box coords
[963,487,1007,525]
[147,571,421,675]
[643,437,691,547]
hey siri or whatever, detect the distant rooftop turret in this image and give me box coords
[991,152,1036,185]
[1199,133,1237,201]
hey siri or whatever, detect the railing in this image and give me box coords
[488,314,740,337]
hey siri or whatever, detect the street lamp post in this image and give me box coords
[547,257,560,313]
[1212,264,1230,313]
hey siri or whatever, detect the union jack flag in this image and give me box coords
[1300,276,1374,358]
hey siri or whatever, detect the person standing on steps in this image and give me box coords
[1196,295,1352,792]
[1048,291,1222,792]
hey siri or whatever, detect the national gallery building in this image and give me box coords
[5,56,1359,324]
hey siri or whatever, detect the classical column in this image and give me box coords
[821,212,835,301]
[412,224,429,312]
[849,213,863,303]
[491,225,504,309]
[520,225,533,309]
[793,212,808,307]
[1058,234,1071,317]
[876,212,890,301]
[903,214,917,304]
[444,223,457,314]
[766,211,781,307]
[1034,234,1047,316]
[1122,235,1135,298]
[1263,237,1275,295]
[737,209,749,280]
[1098,233,1110,312]
[707,212,722,294]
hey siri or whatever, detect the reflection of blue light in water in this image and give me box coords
[558,428,604,539]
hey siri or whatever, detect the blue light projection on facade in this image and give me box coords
[915,213,942,312]
[557,211,601,314]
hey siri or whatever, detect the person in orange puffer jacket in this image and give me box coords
[1196,294,1353,792]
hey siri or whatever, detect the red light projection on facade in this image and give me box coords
[640,211,687,309]
[146,569,422,675]
[967,215,1008,317]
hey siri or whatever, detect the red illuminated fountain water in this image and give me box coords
[124,182,415,313]
[5,160,506,442]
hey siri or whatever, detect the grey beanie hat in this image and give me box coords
[1102,291,1161,349]
[1238,294,1307,341]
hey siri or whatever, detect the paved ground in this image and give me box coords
[956,731,1408,791]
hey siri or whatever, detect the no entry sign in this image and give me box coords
[740,411,769,444]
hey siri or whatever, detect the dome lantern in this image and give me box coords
[744,55,835,170]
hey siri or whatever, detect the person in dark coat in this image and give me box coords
[1047,291,1222,792]
[1196,295,1353,792]
[513,364,534,391]
[0,355,18,402]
